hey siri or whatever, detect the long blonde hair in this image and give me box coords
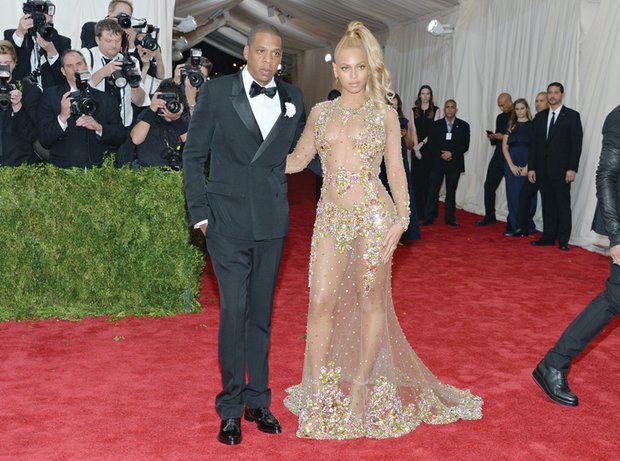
[507,98,533,133]
[334,22,394,110]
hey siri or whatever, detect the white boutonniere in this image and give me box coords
[284,102,296,118]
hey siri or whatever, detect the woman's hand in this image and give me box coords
[382,223,405,264]
[510,164,521,176]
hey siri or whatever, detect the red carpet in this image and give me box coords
[1,170,618,461]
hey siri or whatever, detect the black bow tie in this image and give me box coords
[249,81,277,98]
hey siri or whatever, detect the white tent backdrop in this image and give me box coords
[1,0,175,78]
[379,0,620,252]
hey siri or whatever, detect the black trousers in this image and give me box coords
[205,230,285,419]
[412,148,432,215]
[539,173,572,244]
[482,153,505,220]
[425,161,461,223]
[545,261,620,373]
[517,178,539,232]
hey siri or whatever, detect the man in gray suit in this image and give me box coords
[182,24,305,445]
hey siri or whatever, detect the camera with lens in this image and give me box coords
[166,142,183,171]
[157,93,181,114]
[180,48,205,88]
[69,71,98,117]
[116,12,132,28]
[136,24,160,52]
[23,0,58,42]
[109,54,141,89]
[0,64,17,112]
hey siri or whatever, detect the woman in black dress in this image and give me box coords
[411,85,441,216]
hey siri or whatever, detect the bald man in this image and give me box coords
[478,93,513,226]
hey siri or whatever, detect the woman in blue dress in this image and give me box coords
[380,93,420,241]
[502,98,535,235]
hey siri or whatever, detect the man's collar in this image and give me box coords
[241,67,276,92]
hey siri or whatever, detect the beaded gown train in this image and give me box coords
[284,98,483,439]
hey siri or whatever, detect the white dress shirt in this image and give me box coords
[241,66,281,140]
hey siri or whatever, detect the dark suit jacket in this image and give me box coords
[183,71,305,241]
[489,110,511,161]
[428,117,470,173]
[80,22,97,50]
[0,78,41,166]
[529,106,583,179]
[3,29,71,88]
[38,83,126,168]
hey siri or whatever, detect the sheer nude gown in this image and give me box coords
[284,98,483,439]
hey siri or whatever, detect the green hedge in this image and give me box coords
[0,160,204,321]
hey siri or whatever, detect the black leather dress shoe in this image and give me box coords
[559,243,570,251]
[217,418,242,445]
[531,239,555,246]
[244,407,282,434]
[446,221,460,227]
[476,217,496,226]
[532,361,578,407]
[510,228,529,237]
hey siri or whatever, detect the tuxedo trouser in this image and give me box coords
[539,174,572,244]
[425,162,461,223]
[517,179,539,232]
[205,230,285,419]
[545,261,620,373]
[483,153,505,220]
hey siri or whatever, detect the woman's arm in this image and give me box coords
[286,105,319,174]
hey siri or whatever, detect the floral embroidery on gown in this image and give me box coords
[284,98,483,439]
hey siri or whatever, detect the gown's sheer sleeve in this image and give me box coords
[286,105,319,174]
[384,108,410,230]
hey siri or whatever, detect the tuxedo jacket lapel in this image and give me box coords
[251,79,289,164]
[230,72,263,145]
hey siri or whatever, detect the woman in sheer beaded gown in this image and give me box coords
[283,22,483,439]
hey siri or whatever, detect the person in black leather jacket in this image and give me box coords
[532,105,620,407]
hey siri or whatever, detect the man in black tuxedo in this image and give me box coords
[3,2,71,89]
[183,24,305,445]
[0,40,41,166]
[528,82,583,250]
[424,99,470,226]
[533,105,620,406]
[38,50,126,168]
[478,92,512,226]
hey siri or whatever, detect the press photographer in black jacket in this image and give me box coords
[0,40,40,166]
[38,49,125,168]
[130,78,188,169]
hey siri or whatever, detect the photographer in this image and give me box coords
[173,51,211,116]
[81,0,136,51]
[3,0,71,89]
[38,50,125,168]
[82,19,148,128]
[0,40,41,167]
[130,79,188,169]
[136,29,165,96]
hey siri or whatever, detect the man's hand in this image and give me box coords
[9,88,23,113]
[100,59,123,79]
[611,244,620,265]
[440,150,452,161]
[149,92,166,112]
[59,91,72,124]
[125,28,137,49]
[528,171,536,184]
[199,223,208,236]
[138,45,154,65]
[75,115,102,132]
[566,170,577,183]
[16,14,33,38]
[36,33,58,57]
